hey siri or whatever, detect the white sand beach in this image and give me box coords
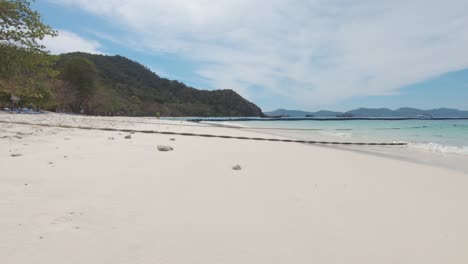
[1,113,468,264]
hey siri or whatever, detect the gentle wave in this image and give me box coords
[203,121,249,128]
[409,142,468,155]
[375,126,428,130]
[319,130,353,139]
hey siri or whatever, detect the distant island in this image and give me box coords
[265,108,468,118]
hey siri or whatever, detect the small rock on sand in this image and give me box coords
[157,145,174,151]
[108,137,115,140]
[170,138,176,141]
[232,165,242,170]
[124,135,132,139]
[11,153,22,157]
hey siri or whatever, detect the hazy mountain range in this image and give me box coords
[265,108,468,118]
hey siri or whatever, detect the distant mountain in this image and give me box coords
[393,107,426,117]
[347,108,395,117]
[313,110,343,117]
[424,108,468,118]
[349,107,468,118]
[265,108,468,118]
[265,109,313,117]
[265,108,342,117]
[56,52,263,117]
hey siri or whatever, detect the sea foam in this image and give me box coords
[409,142,468,155]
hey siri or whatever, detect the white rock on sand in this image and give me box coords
[1,113,468,264]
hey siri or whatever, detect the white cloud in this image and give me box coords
[42,30,103,54]
[48,0,468,108]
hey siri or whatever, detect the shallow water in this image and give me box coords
[230,120,468,155]
[220,119,468,173]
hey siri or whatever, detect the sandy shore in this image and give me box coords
[1,113,468,264]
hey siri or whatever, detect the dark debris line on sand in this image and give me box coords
[0,120,408,146]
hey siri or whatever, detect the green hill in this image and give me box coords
[56,52,263,117]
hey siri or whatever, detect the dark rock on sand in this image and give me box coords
[157,145,174,151]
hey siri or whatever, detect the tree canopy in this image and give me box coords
[60,57,97,113]
[0,0,57,79]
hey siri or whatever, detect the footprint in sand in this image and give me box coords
[17,132,33,136]
[48,212,84,232]
[51,215,72,225]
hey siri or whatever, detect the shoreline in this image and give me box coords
[187,117,468,122]
[2,112,468,173]
[210,120,468,174]
[3,112,466,173]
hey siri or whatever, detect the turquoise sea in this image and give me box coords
[228,119,468,155]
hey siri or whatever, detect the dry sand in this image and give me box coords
[1,113,468,264]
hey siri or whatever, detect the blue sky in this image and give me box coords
[35,0,468,111]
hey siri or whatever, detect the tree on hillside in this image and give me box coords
[61,57,97,113]
[18,80,54,111]
[0,0,58,110]
[0,89,10,106]
[51,79,77,112]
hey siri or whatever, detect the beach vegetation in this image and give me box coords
[17,80,53,110]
